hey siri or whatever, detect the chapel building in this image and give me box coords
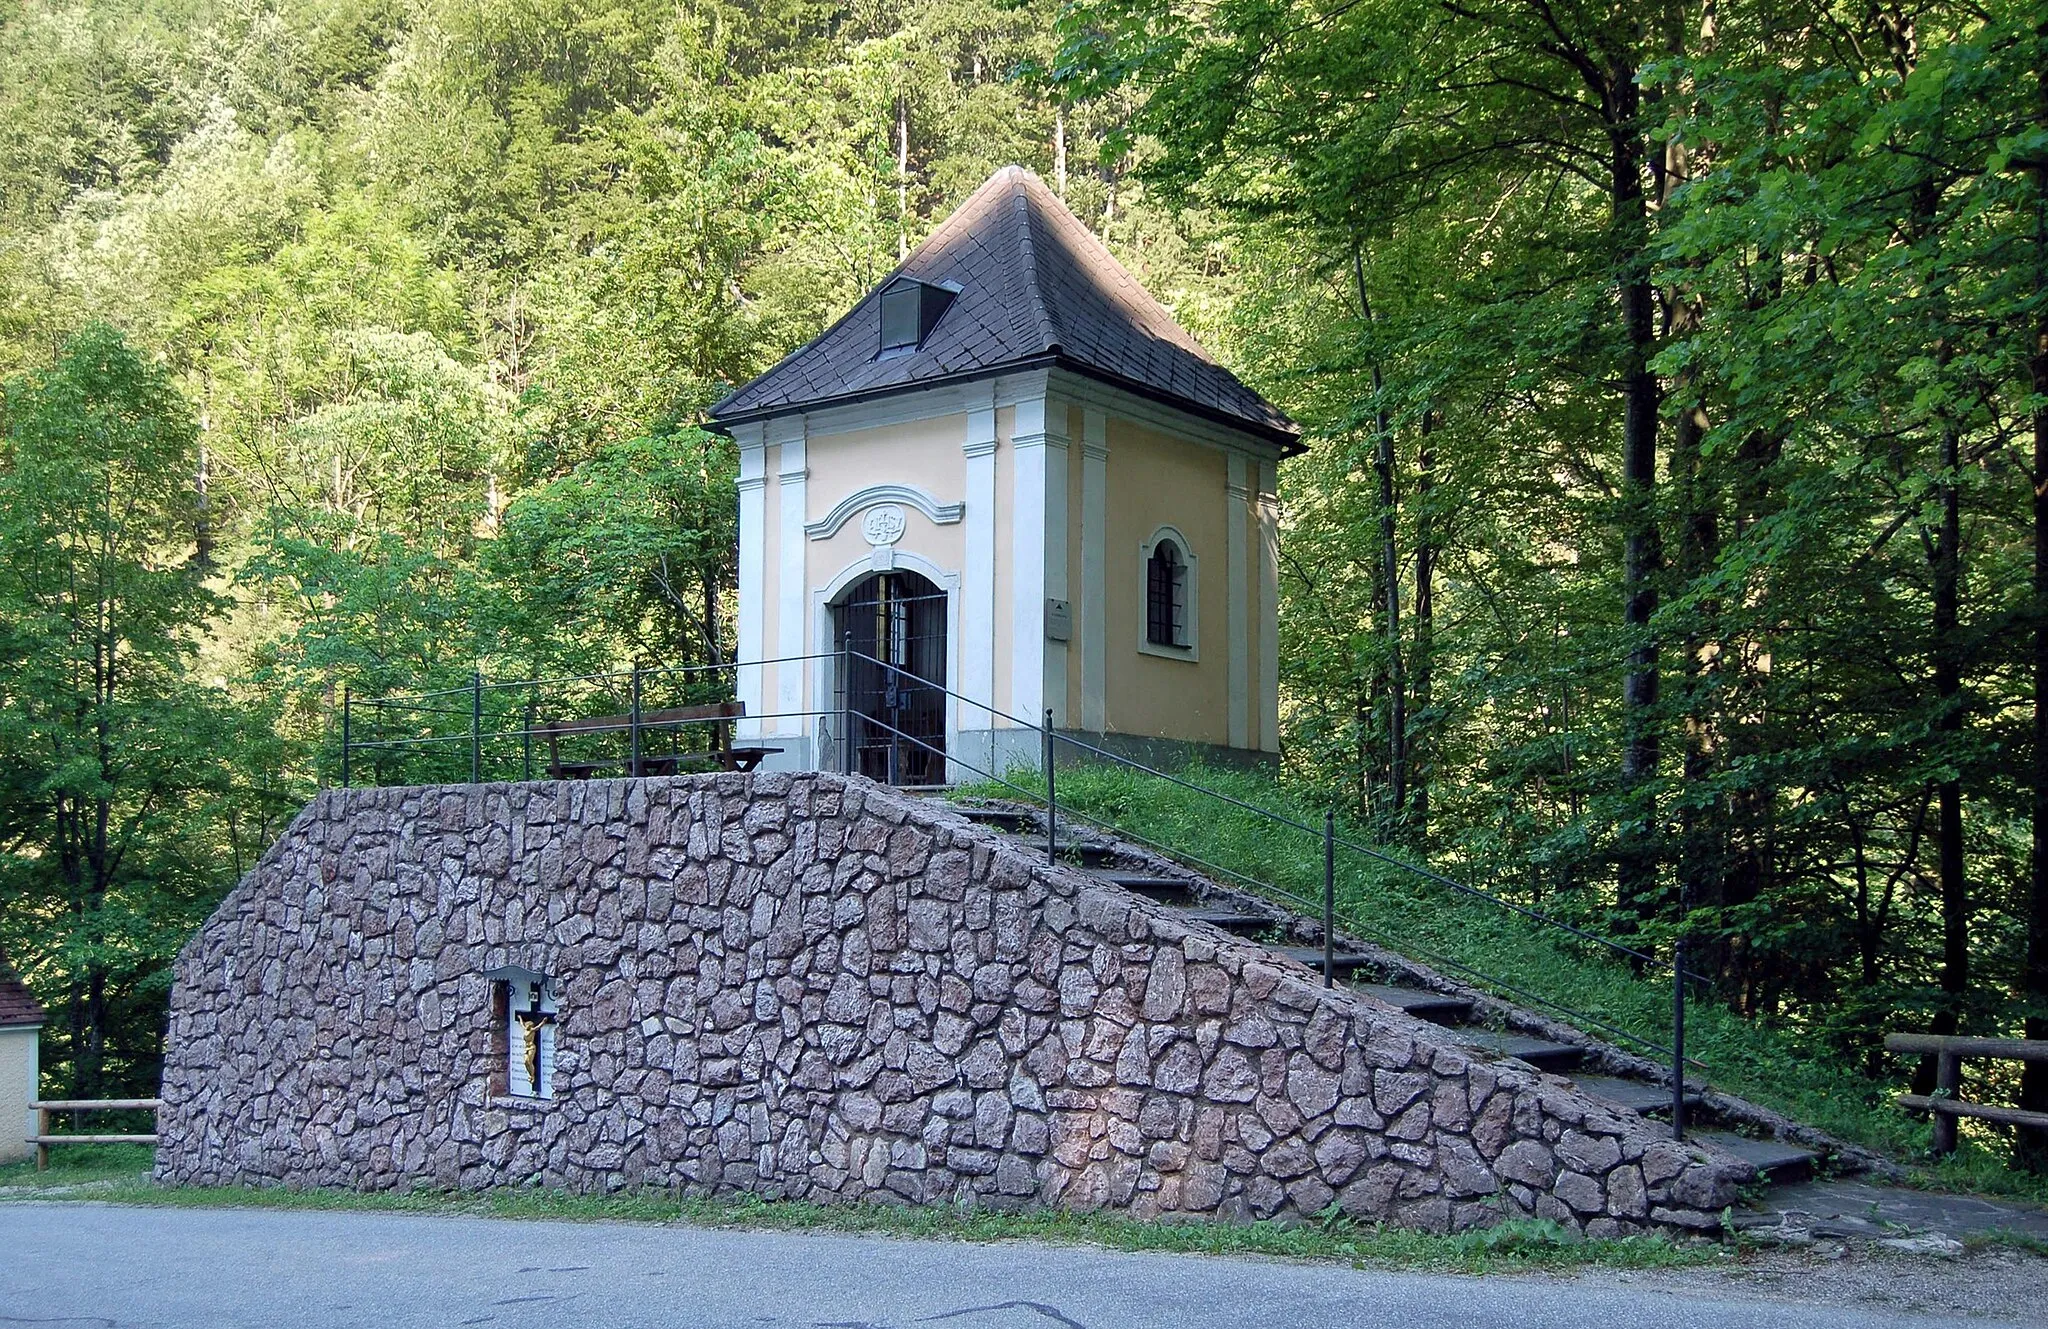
[709,166,1299,785]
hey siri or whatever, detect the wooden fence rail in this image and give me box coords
[1884,1033,2048,1156]
[28,1098,162,1171]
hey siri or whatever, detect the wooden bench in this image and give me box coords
[539,701,781,779]
[29,1098,161,1171]
[1885,1033,2048,1155]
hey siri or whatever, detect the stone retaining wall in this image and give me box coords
[158,773,1749,1232]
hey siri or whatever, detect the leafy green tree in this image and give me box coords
[0,323,238,1097]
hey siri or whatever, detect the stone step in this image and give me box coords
[1347,982,1474,1026]
[1273,945,1376,975]
[1055,839,1118,867]
[1452,1031,1585,1073]
[991,828,1118,866]
[1690,1129,1816,1186]
[1174,906,1276,937]
[1570,1074,1702,1116]
[947,805,1038,833]
[1098,873,1200,904]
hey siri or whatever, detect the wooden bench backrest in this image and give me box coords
[542,700,745,775]
[541,700,744,739]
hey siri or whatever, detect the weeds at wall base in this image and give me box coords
[0,1149,1723,1274]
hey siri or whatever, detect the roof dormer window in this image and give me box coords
[878,278,957,356]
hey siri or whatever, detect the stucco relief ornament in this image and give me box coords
[861,504,907,546]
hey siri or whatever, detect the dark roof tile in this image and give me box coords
[711,166,1297,446]
[0,948,44,1027]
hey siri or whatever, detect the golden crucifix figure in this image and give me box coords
[513,986,554,1095]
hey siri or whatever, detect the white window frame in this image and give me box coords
[1138,526,1199,662]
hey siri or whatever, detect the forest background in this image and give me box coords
[2,0,2045,1169]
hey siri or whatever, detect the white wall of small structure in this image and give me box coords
[0,1024,40,1165]
[731,367,1284,781]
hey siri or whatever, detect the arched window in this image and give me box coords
[1141,529,1196,657]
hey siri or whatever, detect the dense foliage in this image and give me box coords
[0,0,2042,1170]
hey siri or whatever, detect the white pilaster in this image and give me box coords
[1080,408,1108,732]
[1010,391,1068,731]
[735,426,767,740]
[1044,409,1070,729]
[1227,452,1251,750]
[773,417,808,730]
[962,385,999,740]
[1258,459,1281,752]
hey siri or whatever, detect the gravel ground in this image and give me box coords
[1576,1245,2048,1324]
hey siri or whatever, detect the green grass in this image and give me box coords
[0,1152,1720,1274]
[966,762,2048,1206]
[0,1142,157,1189]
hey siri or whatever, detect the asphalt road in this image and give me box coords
[0,1201,2027,1329]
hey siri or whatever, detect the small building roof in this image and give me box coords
[710,165,1301,451]
[0,947,44,1029]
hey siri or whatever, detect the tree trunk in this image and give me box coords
[1412,410,1436,842]
[1354,243,1406,817]
[1670,391,1721,942]
[1928,404,1969,1055]
[896,94,910,260]
[1054,105,1068,199]
[1722,427,1781,993]
[2018,18,2048,1170]
[194,428,213,571]
[703,567,725,669]
[1612,63,1664,927]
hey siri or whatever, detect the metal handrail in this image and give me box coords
[838,647,1695,979]
[838,646,1702,1131]
[355,650,843,706]
[335,648,1705,1135]
[836,704,1692,1064]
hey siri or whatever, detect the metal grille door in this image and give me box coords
[835,572,947,785]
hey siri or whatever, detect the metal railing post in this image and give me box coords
[1323,810,1336,989]
[841,631,854,775]
[1044,709,1057,867]
[340,685,352,789]
[470,671,482,784]
[1671,937,1687,1141]
[629,665,643,778]
[522,691,535,782]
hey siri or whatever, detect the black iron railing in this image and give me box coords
[841,648,1708,1140]
[337,647,1707,1139]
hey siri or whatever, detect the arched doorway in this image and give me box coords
[833,570,947,785]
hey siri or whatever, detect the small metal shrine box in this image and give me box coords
[484,965,556,1100]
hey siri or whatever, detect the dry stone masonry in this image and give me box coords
[159,773,1753,1232]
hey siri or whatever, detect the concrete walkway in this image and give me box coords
[1734,1178,2048,1242]
[0,1202,2033,1329]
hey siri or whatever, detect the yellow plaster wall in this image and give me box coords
[803,410,970,610]
[1102,417,1232,745]
[1064,402,1086,726]
[806,413,968,514]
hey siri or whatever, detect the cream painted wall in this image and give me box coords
[807,413,969,510]
[737,382,1280,768]
[1102,417,1233,746]
[801,412,971,740]
[0,1026,38,1165]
